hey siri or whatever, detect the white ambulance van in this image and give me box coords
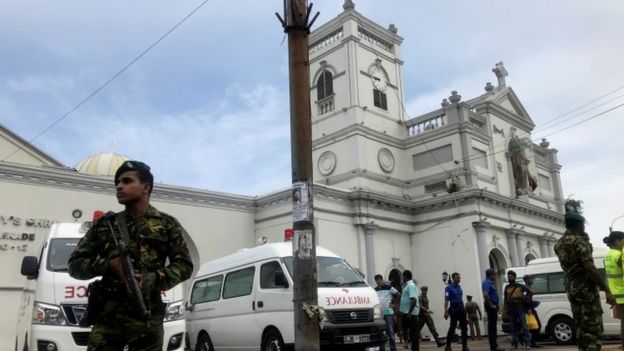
[15,221,186,351]
[508,248,617,345]
[185,242,386,351]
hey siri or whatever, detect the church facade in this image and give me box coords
[0,1,565,346]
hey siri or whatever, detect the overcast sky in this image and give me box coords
[1,1,623,247]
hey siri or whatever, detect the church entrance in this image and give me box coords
[488,248,508,291]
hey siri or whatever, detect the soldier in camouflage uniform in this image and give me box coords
[69,161,194,351]
[417,286,445,347]
[554,210,615,351]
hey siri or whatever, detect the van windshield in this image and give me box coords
[47,238,80,272]
[282,256,367,287]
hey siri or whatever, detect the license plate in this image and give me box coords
[344,334,370,344]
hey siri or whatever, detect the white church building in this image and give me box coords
[0,1,565,346]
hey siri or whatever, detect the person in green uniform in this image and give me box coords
[417,286,445,347]
[554,207,615,351]
[68,160,194,350]
[464,295,482,340]
[602,231,624,350]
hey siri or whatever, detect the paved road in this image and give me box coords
[412,336,621,351]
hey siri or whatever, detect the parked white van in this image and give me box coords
[507,248,616,345]
[15,221,186,351]
[185,242,386,351]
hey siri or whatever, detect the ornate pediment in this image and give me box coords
[0,123,65,167]
[491,88,534,125]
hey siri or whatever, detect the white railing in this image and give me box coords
[317,97,335,115]
[358,27,392,52]
[406,114,447,136]
[310,30,344,54]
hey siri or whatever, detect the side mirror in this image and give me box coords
[21,256,39,279]
[274,271,289,288]
[185,302,194,312]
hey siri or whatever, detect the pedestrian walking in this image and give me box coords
[444,272,469,351]
[464,295,482,340]
[376,274,400,351]
[522,275,541,348]
[482,268,503,351]
[602,231,624,350]
[418,286,446,347]
[554,206,616,351]
[503,270,531,349]
[400,270,420,351]
[68,160,194,350]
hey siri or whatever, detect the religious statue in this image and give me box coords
[508,127,537,196]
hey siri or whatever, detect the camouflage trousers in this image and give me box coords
[87,313,164,351]
[417,312,440,340]
[569,290,603,351]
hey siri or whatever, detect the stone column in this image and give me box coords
[473,221,491,280]
[538,238,548,258]
[515,234,524,266]
[546,239,556,257]
[506,230,520,267]
[363,224,379,286]
[506,152,516,197]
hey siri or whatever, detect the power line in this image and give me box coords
[1,0,210,163]
[456,87,624,166]
[461,101,624,164]
[534,85,624,131]
[534,92,624,134]
[353,16,451,177]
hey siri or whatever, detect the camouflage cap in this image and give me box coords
[564,211,585,222]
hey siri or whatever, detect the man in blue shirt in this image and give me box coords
[400,270,420,351]
[482,268,503,351]
[444,272,469,351]
[376,274,400,351]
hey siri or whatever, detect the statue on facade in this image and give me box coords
[508,127,537,196]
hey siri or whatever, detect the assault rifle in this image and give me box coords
[104,212,151,322]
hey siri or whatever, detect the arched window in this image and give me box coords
[317,70,333,101]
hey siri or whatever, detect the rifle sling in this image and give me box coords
[115,211,132,247]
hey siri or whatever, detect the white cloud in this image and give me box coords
[2,0,624,247]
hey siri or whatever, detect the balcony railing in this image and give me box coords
[317,96,335,116]
[406,114,447,136]
[310,30,344,54]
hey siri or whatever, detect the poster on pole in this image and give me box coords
[294,229,313,260]
[292,181,310,222]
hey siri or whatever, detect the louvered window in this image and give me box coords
[373,89,387,110]
[317,70,333,100]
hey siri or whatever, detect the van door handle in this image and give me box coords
[252,301,255,311]
[258,301,264,308]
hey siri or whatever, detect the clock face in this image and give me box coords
[370,66,387,91]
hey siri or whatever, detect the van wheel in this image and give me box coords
[262,329,285,351]
[196,333,214,351]
[550,316,575,345]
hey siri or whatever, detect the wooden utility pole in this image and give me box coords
[277,1,320,350]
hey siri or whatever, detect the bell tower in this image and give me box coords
[309,1,407,192]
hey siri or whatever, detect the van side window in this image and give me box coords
[261,261,285,289]
[531,274,548,294]
[548,272,566,293]
[223,267,255,299]
[191,275,223,304]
